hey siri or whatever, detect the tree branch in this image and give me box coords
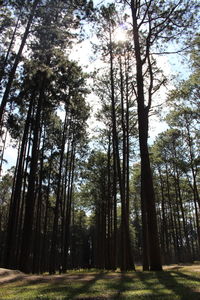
[147,53,153,110]
[151,45,191,55]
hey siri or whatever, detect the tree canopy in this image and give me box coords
[0,0,199,274]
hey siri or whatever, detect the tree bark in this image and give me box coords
[0,1,25,83]
[49,112,68,274]
[4,94,34,269]
[109,25,134,271]
[19,72,45,273]
[0,0,40,126]
[131,2,162,271]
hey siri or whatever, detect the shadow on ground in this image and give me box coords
[0,267,200,299]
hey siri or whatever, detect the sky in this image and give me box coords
[1,0,189,174]
[68,14,174,143]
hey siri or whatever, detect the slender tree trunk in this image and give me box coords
[49,113,68,274]
[32,133,44,273]
[0,0,40,126]
[125,55,130,221]
[109,23,134,272]
[131,2,162,271]
[106,132,112,269]
[61,132,71,272]
[19,72,45,273]
[113,144,117,270]
[0,1,25,83]
[158,167,170,263]
[172,139,192,261]
[15,129,32,266]
[119,55,134,270]
[193,195,200,252]
[172,172,184,262]
[0,129,8,177]
[64,143,75,269]
[40,149,52,273]
[185,174,200,253]
[165,164,179,262]
[141,188,149,270]
[176,172,192,261]
[4,95,34,269]
[185,118,200,211]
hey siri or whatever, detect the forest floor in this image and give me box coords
[0,264,200,299]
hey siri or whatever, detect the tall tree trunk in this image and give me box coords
[106,132,112,270]
[19,72,45,273]
[141,187,149,270]
[113,143,117,270]
[40,149,52,273]
[165,164,179,262]
[0,128,8,176]
[4,95,34,269]
[0,1,25,83]
[32,133,44,274]
[131,2,162,271]
[173,174,184,262]
[158,167,170,263]
[15,130,32,265]
[175,169,192,261]
[185,117,200,211]
[49,113,68,274]
[61,132,71,272]
[0,0,40,126]
[64,142,75,269]
[109,25,134,271]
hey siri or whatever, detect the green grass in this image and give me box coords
[0,268,200,299]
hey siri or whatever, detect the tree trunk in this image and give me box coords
[32,133,44,273]
[19,72,45,273]
[131,2,162,271]
[0,1,25,83]
[158,167,170,263]
[0,0,40,126]
[4,95,34,269]
[49,113,68,274]
[40,149,52,273]
[109,26,134,271]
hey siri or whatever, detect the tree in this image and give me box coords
[124,0,199,271]
[0,169,13,264]
[0,0,40,126]
[79,149,118,269]
[93,4,137,271]
[164,34,200,252]
[3,0,91,273]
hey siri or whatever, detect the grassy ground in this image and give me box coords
[0,265,200,299]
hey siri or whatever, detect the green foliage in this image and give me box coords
[168,33,200,108]
[0,169,13,236]
[79,150,108,209]
[0,168,13,205]
[1,0,200,275]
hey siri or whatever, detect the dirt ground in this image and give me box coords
[0,268,124,285]
[163,264,200,272]
[0,264,200,285]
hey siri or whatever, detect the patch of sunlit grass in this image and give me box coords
[0,268,200,299]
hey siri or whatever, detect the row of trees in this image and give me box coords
[0,0,91,274]
[0,0,199,273]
